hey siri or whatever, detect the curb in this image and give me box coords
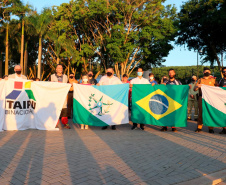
[177,169,226,185]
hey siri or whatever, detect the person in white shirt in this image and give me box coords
[130,68,150,130]
[98,68,122,130]
[98,68,122,85]
[8,65,27,80]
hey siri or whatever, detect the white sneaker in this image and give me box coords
[85,125,89,129]
[81,125,84,129]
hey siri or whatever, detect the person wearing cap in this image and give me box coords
[194,67,218,133]
[130,68,150,130]
[149,73,158,85]
[187,76,198,120]
[67,73,78,119]
[8,65,27,79]
[88,71,97,85]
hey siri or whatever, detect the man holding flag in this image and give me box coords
[130,68,150,130]
[49,64,70,129]
[161,68,182,132]
[97,68,122,130]
[194,67,218,133]
[218,67,226,134]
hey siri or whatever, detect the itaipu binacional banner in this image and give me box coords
[0,79,70,131]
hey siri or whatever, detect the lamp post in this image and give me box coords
[197,50,202,78]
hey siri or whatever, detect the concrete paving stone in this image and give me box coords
[0,121,225,185]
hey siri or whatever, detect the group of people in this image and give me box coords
[1,65,226,135]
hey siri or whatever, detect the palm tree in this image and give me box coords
[28,9,52,79]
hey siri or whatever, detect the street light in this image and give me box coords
[197,50,202,78]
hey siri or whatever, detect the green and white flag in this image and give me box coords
[73,84,129,126]
[131,84,189,127]
[202,85,226,127]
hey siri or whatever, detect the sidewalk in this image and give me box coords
[0,120,225,185]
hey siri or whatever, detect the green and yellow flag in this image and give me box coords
[131,85,189,127]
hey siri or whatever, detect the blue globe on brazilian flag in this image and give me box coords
[131,85,189,127]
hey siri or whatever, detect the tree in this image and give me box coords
[49,0,177,78]
[89,0,177,78]
[28,9,52,79]
[177,0,226,70]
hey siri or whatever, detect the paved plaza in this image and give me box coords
[0,120,225,185]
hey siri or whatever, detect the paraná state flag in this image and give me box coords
[131,84,189,127]
[202,85,226,127]
[73,83,129,126]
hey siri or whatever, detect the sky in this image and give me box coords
[21,0,205,67]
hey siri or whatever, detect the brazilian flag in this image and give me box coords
[131,84,189,127]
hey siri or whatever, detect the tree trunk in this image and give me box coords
[20,19,24,74]
[57,57,60,64]
[0,57,2,77]
[37,35,42,79]
[24,42,28,76]
[5,23,9,76]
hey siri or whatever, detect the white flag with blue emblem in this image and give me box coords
[73,84,129,126]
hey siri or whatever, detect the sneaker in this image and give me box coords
[102,126,108,130]
[140,127,144,131]
[160,127,167,131]
[85,125,89,130]
[219,129,226,134]
[195,129,202,132]
[131,126,137,130]
[111,125,116,130]
[209,129,214,134]
[64,124,71,129]
[81,125,84,129]
[172,128,178,132]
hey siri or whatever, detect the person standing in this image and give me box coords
[80,74,91,129]
[67,73,78,119]
[8,65,27,80]
[130,68,150,130]
[149,73,158,85]
[49,64,70,129]
[3,75,8,80]
[121,74,131,110]
[161,68,182,132]
[187,76,198,120]
[97,68,122,130]
[194,67,217,133]
[218,67,226,134]
[122,74,130,83]
[88,71,97,85]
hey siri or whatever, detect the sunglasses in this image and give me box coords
[223,71,226,73]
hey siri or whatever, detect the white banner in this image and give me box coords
[32,81,70,130]
[0,80,5,132]
[0,80,70,131]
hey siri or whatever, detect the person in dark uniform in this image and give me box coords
[161,68,182,132]
[218,67,226,134]
[194,67,218,133]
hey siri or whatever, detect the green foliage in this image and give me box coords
[152,65,221,84]
[177,0,226,68]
